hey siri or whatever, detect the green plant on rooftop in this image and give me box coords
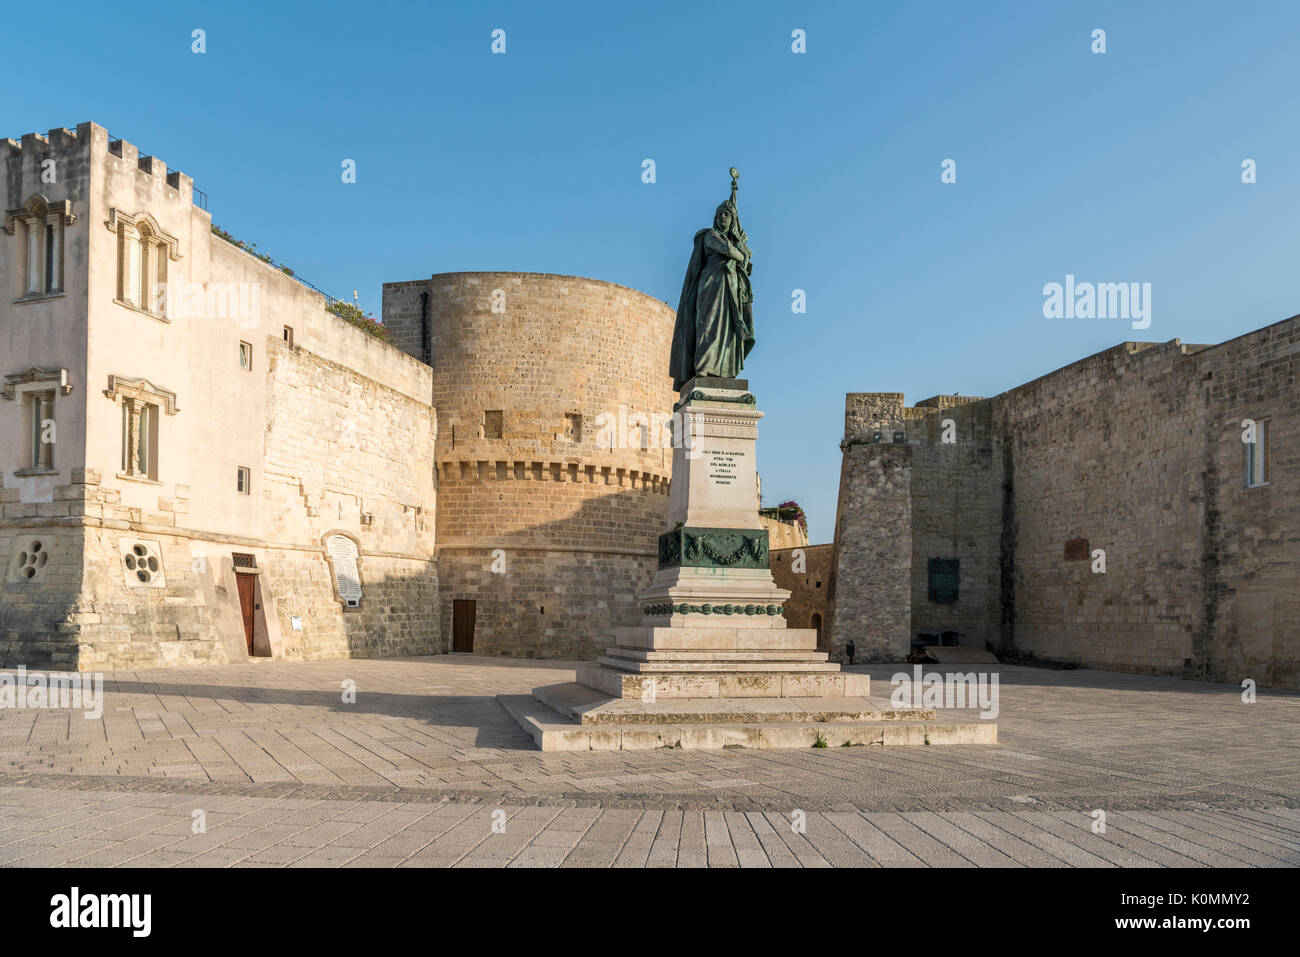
[327,299,391,342]
[759,500,807,535]
[211,224,389,342]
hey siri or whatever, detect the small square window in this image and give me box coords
[239,341,252,370]
[565,412,583,443]
[236,466,251,495]
[1246,418,1270,488]
[283,326,294,347]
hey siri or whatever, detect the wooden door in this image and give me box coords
[236,573,256,655]
[452,599,476,653]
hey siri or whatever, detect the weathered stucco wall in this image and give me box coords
[1,123,439,669]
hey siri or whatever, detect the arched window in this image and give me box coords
[3,194,72,299]
[107,210,176,318]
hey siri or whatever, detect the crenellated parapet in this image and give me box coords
[437,458,669,492]
[4,123,198,206]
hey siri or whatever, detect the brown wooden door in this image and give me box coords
[236,573,256,655]
[452,599,476,652]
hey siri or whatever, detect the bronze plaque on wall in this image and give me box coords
[1064,538,1090,561]
[928,558,959,604]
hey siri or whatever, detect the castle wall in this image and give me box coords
[771,543,833,647]
[1,128,94,666]
[825,441,912,662]
[1,123,439,669]
[760,514,808,550]
[833,316,1300,689]
[258,335,437,660]
[903,396,1004,652]
[1198,320,1300,688]
[383,271,676,659]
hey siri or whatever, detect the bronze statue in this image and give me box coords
[669,168,755,390]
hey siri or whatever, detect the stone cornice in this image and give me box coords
[103,374,179,414]
[104,208,181,260]
[1,367,71,401]
[3,195,75,234]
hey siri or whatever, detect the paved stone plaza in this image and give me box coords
[0,656,1295,867]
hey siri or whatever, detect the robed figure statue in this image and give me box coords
[669,169,755,391]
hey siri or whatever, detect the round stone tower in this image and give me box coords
[382,272,676,658]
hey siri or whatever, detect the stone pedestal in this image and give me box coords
[578,379,851,698]
[499,379,996,751]
[638,379,791,628]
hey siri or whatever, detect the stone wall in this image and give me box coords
[383,271,676,660]
[825,441,912,663]
[760,514,808,550]
[771,543,833,648]
[258,335,438,660]
[904,396,1003,651]
[832,315,1300,689]
[0,123,439,670]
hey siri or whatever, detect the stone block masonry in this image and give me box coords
[831,314,1300,690]
[824,443,911,663]
[771,543,833,647]
[0,329,441,670]
[0,122,440,669]
[383,271,677,659]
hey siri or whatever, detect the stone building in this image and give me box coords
[758,510,808,550]
[380,273,675,659]
[1,123,440,668]
[1,122,685,669]
[827,319,1300,690]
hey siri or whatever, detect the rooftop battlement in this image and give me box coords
[4,122,199,206]
[3,125,84,160]
[914,394,987,409]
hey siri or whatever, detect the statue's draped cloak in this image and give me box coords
[670,227,755,390]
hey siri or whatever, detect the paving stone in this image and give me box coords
[0,657,1293,867]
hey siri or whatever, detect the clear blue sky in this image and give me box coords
[8,1,1298,543]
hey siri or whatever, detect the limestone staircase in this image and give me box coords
[498,623,997,751]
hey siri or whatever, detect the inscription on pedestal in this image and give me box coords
[707,450,744,487]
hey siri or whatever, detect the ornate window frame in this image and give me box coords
[104,374,178,483]
[104,208,180,320]
[4,194,75,301]
[2,367,71,476]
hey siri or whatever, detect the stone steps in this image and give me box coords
[602,648,830,663]
[498,693,997,752]
[614,626,818,651]
[534,682,930,726]
[595,655,842,674]
[576,663,871,699]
